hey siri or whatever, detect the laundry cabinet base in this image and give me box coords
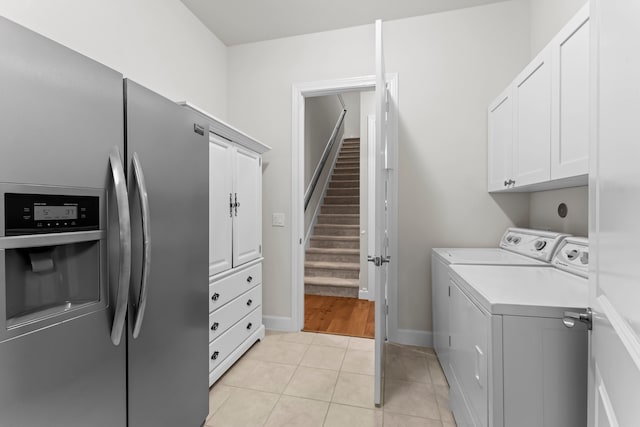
[208,259,265,386]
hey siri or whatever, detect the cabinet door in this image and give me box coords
[514,48,552,187]
[233,147,262,267]
[488,86,514,191]
[209,135,234,275]
[551,5,590,179]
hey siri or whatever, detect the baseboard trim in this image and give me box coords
[393,329,433,348]
[263,315,298,332]
[358,289,371,300]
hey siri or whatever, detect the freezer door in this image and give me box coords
[125,80,209,427]
[0,17,127,427]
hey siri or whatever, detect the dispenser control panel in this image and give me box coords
[5,193,99,235]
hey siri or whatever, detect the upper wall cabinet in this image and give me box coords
[551,6,590,179]
[513,47,553,187]
[488,87,514,192]
[488,4,589,192]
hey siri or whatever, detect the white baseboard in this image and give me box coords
[358,289,372,300]
[392,329,433,348]
[262,315,298,332]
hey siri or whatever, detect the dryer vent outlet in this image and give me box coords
[557,203,568,218]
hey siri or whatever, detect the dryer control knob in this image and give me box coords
[566,249,579,260]
[534,240,547,251]
[580,252,589,265]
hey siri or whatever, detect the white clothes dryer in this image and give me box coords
[431,228,569,381]
[448,237,589,427]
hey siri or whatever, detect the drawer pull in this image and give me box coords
[211,293,220,301]
[247,275,253,283]
[246,322,253,330]
[211,351,219,360]
[246,299,253,307]
[211,322,219,331]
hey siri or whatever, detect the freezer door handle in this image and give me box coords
[132,152,151,339]
[109,147,132,346]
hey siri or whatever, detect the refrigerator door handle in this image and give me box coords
[132,152,151,339]
[109,147,132,345]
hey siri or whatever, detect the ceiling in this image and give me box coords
[180,0,511,46]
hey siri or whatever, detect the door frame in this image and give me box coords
[290,74,399,339]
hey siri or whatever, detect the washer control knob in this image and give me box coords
[534,240,547,251]
[512,237,521,244]
[506,235,513,242]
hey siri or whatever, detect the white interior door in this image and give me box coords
[589,1,640,425]
[372,19,390,407]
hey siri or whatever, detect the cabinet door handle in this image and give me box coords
[229,193,233,218]
[234,193,239,216]
[504,180,509,187]
[246,322,253,330]
[211,322,219,331]
[246,299,253,307]
[211,351,219,360]
[211,293,220,301]
[247,275,253,283]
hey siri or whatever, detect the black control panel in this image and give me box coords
[5,193,99,235]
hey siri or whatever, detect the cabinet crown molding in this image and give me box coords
[179,101,271,154]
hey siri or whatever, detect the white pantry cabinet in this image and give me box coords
[180,102,271,387]
[209,133,263,276]
[488,4,589,192]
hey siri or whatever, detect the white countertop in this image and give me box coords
[449,264,588,317]
[432,247,548,266]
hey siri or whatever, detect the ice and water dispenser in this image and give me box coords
[0,186,106,338]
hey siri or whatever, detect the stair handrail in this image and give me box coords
[304,108,347,211]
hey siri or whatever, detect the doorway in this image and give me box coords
[290,75,398,341]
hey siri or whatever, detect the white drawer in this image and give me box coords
[209,285,261,342]
[209,263,262,312]
[209,306,262,372]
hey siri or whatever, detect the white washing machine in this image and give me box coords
[431,228,569,381]
[447,237,589,427]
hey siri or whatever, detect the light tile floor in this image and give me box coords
[206,331,457,427]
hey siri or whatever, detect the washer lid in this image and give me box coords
[432,248,548,266]
[449,264,588,317]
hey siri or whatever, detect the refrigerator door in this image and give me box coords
[0,17,127,427]
[125,80,209,427]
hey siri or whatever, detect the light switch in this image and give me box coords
[272,213,285,227]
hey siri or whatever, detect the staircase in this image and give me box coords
[305,138,360,298]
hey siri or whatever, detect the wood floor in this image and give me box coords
[303,295,375,338]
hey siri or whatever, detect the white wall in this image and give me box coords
[227,25,374,320]
[383,3,531,333]
[529,0,589,54]
[529,187,588,236]
[304,95,345,234]
[341,92,361,138]
[527,0,589,236]
[227,1,532,336]
[304,95,344,187]
[0,0,228,119]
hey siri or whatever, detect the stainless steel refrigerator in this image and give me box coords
[0,17,208,427]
